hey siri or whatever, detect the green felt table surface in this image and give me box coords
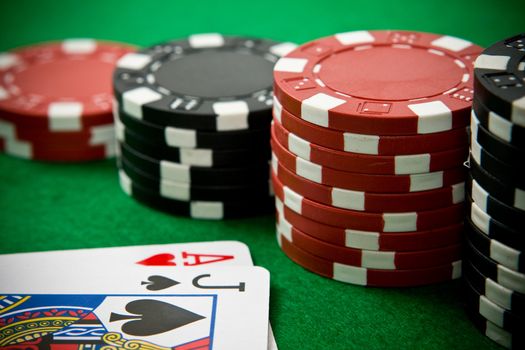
[0,1,523,349]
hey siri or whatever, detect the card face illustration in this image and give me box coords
[0,265,270,350]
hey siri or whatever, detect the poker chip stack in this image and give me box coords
[464,33,525,349]
[0,39,134,162]
[112,33,297,220]
[271,30,482,287]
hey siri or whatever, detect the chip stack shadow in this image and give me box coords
[465,33,525,349]
[112,33,297,219]
[271,30,482,287]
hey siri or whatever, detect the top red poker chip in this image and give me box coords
[273,30,483,135]
[0,39,135,132]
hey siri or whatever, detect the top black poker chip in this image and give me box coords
[474,33,525,130]
[113,33,296,131]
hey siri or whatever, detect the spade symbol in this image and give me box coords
[141,275,179,291]
[110,299,205,336]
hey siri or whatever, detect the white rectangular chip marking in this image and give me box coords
[270,42,298,57]
[117,53,152,70]
[213,101,249,131]
[471,202,490,234]
[90,124,115,145]
[471,179,488,211]
[118,170,132,195]
[409,171,443,192]
[165,127,197,148]
[333,263,367,285]
[479,296,504,327]
[180,148,213,167]
[283,186,303,214]
[273,57,307,73]
[485,321,511,349]
[0,86,8,100]
[515,188,525,211]
[160,181,190,201]
[4,138,32,158]
[0,120,16,138]
[491,240,521,271]
[452,261,462,279]
[395,154,430,174]
[470,111,480,138]
[302,93,345,128]
[485,278,512,310]
[451,183,465,204]
[62,39,96,54]
[273,96,283,122]
[277,215,293,241]
[332,188,365,211]
[408,101,452,134]
[296,157,322,183]
[122,87,162,119]
[160,161,190,182]
[0,53,19,69]
[512,96,525,127]
[383,213,417,232]
[335,31,375,46]
[271,153,278,174]
[188,33,224,48]
[115,121,125,142]
[288,133,311,159]
[362,251,395,269]
[498,265,525,293]
[474,54,510,70]
[190,202,224,219]
[488,110,512,141]
[344,132,379,155]
[470,138,482,164]
[431,36,472,52]
[275,198,284,215]
[346,229,379,250]
[48,102,83,131]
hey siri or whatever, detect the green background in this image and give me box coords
[0,1,523,349]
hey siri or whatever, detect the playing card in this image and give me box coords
[0,264,270,350]
[0,242,278,349]
[0,241,253,268]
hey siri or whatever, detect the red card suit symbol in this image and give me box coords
[137,254,176,266]
[110,299,205,336]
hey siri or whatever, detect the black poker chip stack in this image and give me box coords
[112,33,297,219]
[465,33,525,349]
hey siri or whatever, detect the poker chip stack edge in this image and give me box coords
[112,33,297,220]
[0,39,135,162]
[271,30,482,287]
[465,33,525,349]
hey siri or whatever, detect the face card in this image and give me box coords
[0,241,253,268]
[0,265,270,350]
[0,242,278,350]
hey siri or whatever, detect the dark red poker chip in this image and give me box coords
[273,30,482,135]
[0,39,135,131]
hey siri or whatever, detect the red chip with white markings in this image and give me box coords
[273,30,482,135]
[275,203,463,252]
[271,134,466,193]
[272,119,468,174]
[273,97,469,155]
[0,39,135,131]
[271,171,465,232]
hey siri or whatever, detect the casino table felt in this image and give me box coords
[0,0,524,349]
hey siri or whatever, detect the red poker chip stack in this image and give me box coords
[271,30,483,287]
[0,39,135,162]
